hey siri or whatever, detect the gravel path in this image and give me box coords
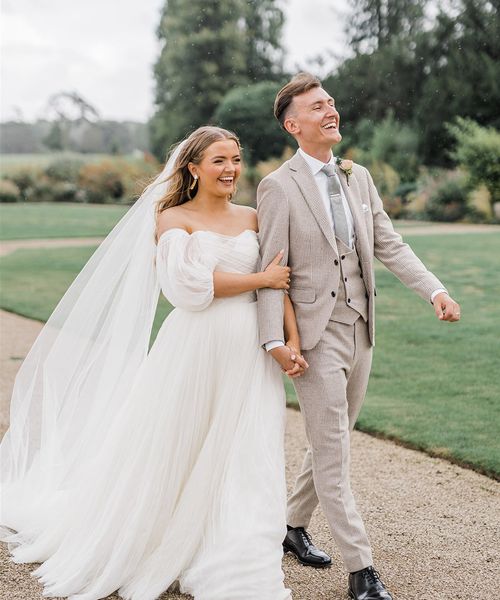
[0,237,104,257]
[0,310,499,600]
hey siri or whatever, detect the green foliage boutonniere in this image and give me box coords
[335,157,353,186]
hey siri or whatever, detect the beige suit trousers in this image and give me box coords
[288,316,374,572]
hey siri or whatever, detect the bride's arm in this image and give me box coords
[213,251,289,297]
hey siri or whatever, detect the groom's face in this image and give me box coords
[285,87,341,148]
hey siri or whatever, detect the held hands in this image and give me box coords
[269,342,309,379]
[262,250,291,290]
[433,292,461,322]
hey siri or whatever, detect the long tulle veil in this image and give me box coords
[0,142,185,540]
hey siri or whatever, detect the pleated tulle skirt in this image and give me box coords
[4,296,291,600]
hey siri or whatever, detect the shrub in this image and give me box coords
[426,176,470,222]
[395,181,418,203]
[45,158,84,183]
[24,177,57,203]
[364,161,401,218]
[51,182,80,202]
[78,161,125,203]
[0,179,21,203]
[447,118,500,209]
[350,115,420,183]
[3,167,42,200]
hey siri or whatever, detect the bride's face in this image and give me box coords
[190,139,241,198]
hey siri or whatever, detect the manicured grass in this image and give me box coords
[282,232,500,477]
[0,246,173,340]
[1,232,499,476]
[358,232,500,477]
[0,203,128,240]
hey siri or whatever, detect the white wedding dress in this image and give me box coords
[4,228,291,600]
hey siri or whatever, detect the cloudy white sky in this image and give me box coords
[0,0,348,123]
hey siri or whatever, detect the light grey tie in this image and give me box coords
[321,164,350,246]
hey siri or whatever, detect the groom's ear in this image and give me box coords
[284,117,299,136]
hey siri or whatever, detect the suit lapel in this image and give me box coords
[289,152,338,253]
[337,168,370,262]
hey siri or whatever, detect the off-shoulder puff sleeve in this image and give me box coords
[156,229,218,311]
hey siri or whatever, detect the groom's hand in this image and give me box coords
[432,292,461,322]
[269,346,307,378]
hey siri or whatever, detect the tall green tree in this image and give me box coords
[150,0,285,159]
[345,0,427,52]
[414,0,500,163]
[329,0,499,167]
[242,1,285,82]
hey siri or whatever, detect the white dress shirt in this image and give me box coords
[264,149,446,351]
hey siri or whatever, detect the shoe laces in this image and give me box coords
[298,528,312,547]
[364,566,382,585]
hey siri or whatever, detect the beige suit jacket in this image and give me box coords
[256,150,445,350]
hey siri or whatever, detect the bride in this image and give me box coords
[0,126,307,600]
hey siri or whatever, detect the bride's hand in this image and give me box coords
[263,250,291,290]
[285,339,309,375]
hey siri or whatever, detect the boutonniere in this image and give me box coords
[335,157,353,186]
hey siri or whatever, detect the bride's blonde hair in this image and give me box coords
[155,126,241,217]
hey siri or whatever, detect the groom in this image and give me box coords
[256,73,461,600]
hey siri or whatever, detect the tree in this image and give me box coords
[215,81,288,165]
[414,0,500,163]
[327,0,500,168]
[44,121,65,151]
[323,37,423,134]
[45,91,100,123]
[150,0,285,159]
[345,0,427,53]
[241,1,285,82]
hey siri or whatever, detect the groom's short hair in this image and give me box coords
[274,72,322,129]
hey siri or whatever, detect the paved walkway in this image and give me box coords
[0,310,498,600]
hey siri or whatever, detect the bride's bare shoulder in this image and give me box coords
[156,205,192,239]
[233,204,258,232]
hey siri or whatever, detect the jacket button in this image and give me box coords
[341,255,346,260]
[331,291,336,297]
[334,259,339,266]
[347,298,351,303]
[365,292,369,299]
[344,277,347,282]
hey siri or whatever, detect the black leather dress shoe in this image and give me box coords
[348,566,393,600]
[283,526,332,568]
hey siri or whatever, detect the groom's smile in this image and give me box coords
[283,86,342,156]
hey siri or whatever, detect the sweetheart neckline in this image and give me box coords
[158,228,258,244]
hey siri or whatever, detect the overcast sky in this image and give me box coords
[0,0,348,123]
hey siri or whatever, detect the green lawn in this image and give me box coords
[0,246,173,340]
[0,203,128,240]
[1,232,499,477]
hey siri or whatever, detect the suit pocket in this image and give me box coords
[289,287,316,303]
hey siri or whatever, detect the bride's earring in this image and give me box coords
[189,175,198,190]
